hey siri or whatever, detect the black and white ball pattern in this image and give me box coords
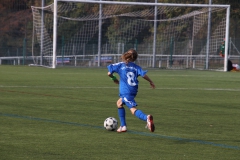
[104,117,118,131]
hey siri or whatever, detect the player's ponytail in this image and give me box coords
[121,49,138,64]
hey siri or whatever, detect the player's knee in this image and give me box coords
[116,98,123,108]
[116,102,122,108]
[117,104,123,108]
[130,108,137,115]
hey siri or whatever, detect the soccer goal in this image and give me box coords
[31,0,230,71]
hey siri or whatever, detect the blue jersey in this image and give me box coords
[107,62,147,98]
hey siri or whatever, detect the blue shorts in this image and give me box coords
[121,96,138,109]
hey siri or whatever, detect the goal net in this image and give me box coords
[31,1,229,70]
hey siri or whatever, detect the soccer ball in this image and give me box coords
[104,117,118,131]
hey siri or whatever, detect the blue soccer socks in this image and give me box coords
[118,107,126,126]
[134,109,147,121]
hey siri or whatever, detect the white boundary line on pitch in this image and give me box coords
[0,85,240,92]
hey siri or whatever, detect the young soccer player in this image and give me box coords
[219,40,225,58]
[107,49,155,132]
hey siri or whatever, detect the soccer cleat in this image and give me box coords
[117,126,127,133]
[147,115,155,132]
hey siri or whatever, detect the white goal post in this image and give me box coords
[32,0,230,71]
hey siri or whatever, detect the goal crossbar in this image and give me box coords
[57,0,229,8]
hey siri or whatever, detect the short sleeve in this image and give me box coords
[107,62,122,74]
[138,67,148,77]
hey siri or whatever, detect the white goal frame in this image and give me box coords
[52,0,230,71]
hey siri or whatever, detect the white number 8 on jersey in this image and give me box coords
[126,72,136,86]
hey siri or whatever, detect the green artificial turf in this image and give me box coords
[0,66,239,159]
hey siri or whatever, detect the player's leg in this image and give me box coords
[130,107,155,132]
[117,98,127,132]
[121,97,147,121]
[122,97,155,132]
[130,107,146,121]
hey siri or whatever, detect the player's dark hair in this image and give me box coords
[121,49,138,64]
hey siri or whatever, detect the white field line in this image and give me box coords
[0,85,240,92]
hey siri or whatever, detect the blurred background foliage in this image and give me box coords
[0,0,239,57]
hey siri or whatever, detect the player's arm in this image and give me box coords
[108,72,119,84]
[143,74,155,89]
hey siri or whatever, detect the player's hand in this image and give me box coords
[150,82,155,89]
[113,79,119,84]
